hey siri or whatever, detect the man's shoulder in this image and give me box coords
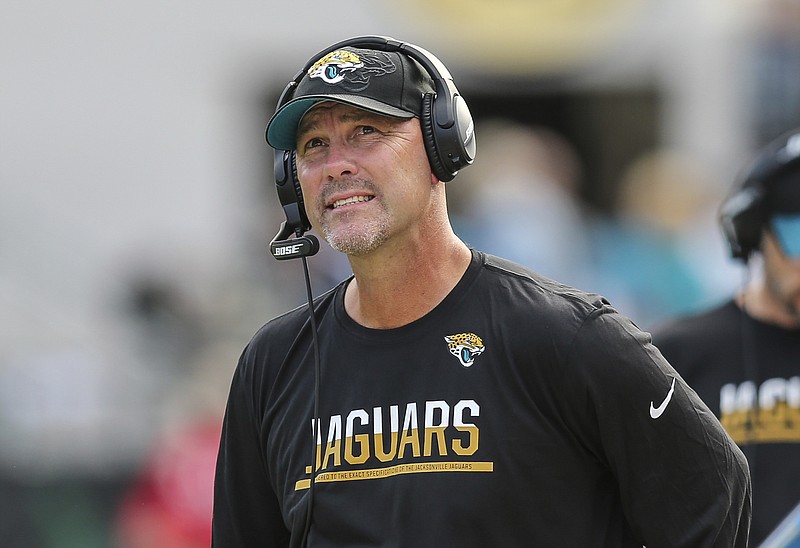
[484,250,617,324]
[472,251,628,351]
[650,299,741,375]
[653,299,739,343]
[479,251,615,316]
[249,283,341,349]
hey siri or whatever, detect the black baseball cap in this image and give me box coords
[266,46,435,151]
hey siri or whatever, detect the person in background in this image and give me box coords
[654,127,800,545]
[213,35,751,547]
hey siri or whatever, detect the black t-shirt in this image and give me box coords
[214,250,750,547]
[654,299,800,545]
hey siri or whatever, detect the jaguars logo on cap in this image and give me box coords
[308,50,364,84]
[306,48,398,92]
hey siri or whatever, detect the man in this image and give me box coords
[654,127,800,545]
[213,36,751,547]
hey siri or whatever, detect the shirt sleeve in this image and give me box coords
[562,307,751,548]
[212,347,291,547]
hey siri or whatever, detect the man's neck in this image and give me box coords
[344,235,472,329]
[737,283,800,330]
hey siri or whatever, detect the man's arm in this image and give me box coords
[565,309,751,547]
[212,350,291,547]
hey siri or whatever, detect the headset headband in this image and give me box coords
[274,35,457,126]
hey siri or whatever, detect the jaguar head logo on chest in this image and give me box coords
[444,333,486,367]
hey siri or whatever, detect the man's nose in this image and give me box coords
[322,142,359,179]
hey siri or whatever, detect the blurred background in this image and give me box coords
[2,0,800,545]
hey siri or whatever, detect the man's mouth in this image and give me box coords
[330,195,374,209]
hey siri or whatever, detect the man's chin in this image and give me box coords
[323,228,382,256]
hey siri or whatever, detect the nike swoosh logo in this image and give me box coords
[650,377,676,419]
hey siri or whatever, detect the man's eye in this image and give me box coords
[304,137,325,150]
[358,125,377,135]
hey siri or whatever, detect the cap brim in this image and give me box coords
[266,95,415,150]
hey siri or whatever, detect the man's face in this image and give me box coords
[762,228,800,319]
[294,102,435,256]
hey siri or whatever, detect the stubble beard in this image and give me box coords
[765,269,800,324]
[322,215,390,256]
[318,180,391,256]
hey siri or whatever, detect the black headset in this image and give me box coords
[719,128,800,261]
[268,35,476,260]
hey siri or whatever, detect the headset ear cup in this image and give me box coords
[289,152,311,231]
[420,94,453,182]
[719,186,765,261]
[735,207,765,259]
